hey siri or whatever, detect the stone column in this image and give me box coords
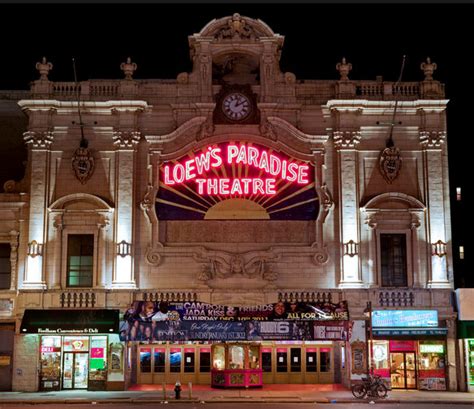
[420,131,450,288]
[446,318,458,391]
[410,213,422,288]
[9,230,19,290]
[22,130,54,289]
[111,130,140,289]
[50,214,63,289]
[97,213,110,288]
[335,130,364,288]
[364,214,377,287]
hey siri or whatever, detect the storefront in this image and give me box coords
[122,300,346,386]
[371,309,448,391]
[20,309,123,391]
[456,321,474,392]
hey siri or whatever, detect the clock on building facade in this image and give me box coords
[213,85,260,124]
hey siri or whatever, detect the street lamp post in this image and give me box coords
[364,301,373,377]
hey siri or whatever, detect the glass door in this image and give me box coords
[390,352,417,389]
[62,352,89,389]
[63,353,74,389]
[74,353,89,389]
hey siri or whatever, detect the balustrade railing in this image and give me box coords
[60,291,96,308]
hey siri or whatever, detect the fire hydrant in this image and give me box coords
[174,381,182,399]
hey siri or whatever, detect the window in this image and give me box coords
[0,243,11,289]
[456,187,462,201]
[67,234,94,287]
[460,246,465,260]
[262,351,272,372]
[380,233,407,287]
[290,348,301,372]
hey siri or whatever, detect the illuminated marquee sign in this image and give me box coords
[163,143,310,196]
[157,142,318,220]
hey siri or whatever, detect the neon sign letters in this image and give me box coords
[163,143,310,196]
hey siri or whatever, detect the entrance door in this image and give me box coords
[63,352,89,389]
[390,352,417,389]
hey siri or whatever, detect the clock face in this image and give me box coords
[222,93,252,121]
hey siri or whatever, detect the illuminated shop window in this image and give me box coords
[380,234,407,287]
[213,345,225,370]
[67,234,94,287]
[460,246,465,260]
[456,187,462,201]
[0,243,11,289]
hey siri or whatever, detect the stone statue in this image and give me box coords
[36,57,53,80]
[336,57,352,81]
[420,57,437,81]
[120,57,137,80]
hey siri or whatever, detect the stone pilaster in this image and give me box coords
[22,130,54,289]
[335,130,363,288]
[420,130,450,288]
[111,130,140,289]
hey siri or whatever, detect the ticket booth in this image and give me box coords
[211,343,262,388]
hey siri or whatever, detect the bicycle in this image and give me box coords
[351,374,388,399]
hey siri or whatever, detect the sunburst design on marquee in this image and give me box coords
[156,142,319,220]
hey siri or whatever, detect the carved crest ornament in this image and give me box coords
[379,138,402,184]
[72,142,95,184]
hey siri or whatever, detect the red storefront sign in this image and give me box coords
[389,340,416,352]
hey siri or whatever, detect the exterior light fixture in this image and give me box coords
[432,240,447,257]
[344,240,359,257]
[27,240,43,258]
[117,240,132,257]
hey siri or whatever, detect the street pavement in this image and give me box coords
[1,384,474,404]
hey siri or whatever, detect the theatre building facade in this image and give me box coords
[0,14,456,392]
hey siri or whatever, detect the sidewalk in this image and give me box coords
[1,385,474,404]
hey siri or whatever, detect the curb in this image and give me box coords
[1,398,474,405]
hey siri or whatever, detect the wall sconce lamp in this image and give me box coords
[27,240,43,258]
[344,240,359,257]
[432,240,447,257]
[117,240,132,257]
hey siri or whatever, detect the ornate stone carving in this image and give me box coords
[113,131,141,148]
[146,246,163,266]
[284,72,296,84]
[197,253,277,283]
[410,214,421,230]
[36,57,53,80]
[365,214,377,230]
[177,72,189,84]
[140,184,155,214]
[336,57,352,81]
[313,248,329,265]
[419,130,446,148]
[72,145,95,184]
[420,57,437,81]
[196,115,215,140]
[333,130,361,149]
[23,131,54,149]
[379,140,402,184]
[320,183,334,213]
[259,118,277,141]
[216,13,255,40]
[3,178,28,193]
[120,57,137,80]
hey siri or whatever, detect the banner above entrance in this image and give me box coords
[119,320,349,342]
[123,300,349,323]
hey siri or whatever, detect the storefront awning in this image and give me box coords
[20,309,120,334]
[457,321,474,338]
[373,327,448,337]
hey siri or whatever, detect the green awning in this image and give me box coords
[20,309,119,334]
[458,321,474,339]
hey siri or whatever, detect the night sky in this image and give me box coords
[0,2,471,284]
